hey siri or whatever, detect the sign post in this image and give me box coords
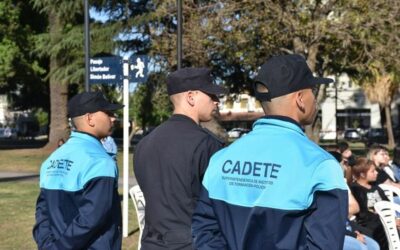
[122,58,130,237]
[89,55,148,238]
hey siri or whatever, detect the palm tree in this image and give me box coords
[363,65,397,149]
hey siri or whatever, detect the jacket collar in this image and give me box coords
[253,115,305,135]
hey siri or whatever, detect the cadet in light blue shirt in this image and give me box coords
[33,91,124,250]
[192,54,348,250]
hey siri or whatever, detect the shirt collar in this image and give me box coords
[170,114,199,126]
[71,130,102,143]
[253,115,305,135]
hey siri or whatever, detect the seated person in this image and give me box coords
[350,157,389,249]
[344,188,379,250]
[391,146,400,181]
[331,141,356,185]
[368,144,399,185]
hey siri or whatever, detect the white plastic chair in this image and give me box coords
[129,185,146,250]
[374,201,400,250]
[379,184,400,202]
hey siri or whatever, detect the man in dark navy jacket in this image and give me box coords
[192,55,348,250]
[33,91,123,249]
[134,67,227,249]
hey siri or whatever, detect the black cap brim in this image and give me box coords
[201,85,228,96]
[102,103,124,111]
[309,76,334,86]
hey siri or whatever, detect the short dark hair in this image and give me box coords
[337,141,349,153]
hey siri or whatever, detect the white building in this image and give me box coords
[0,95,9,125]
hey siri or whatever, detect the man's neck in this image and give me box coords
[173,110,199,124]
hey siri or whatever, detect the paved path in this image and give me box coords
[0,171,137,187]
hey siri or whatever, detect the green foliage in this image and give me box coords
[0,39,20,82]
[3,0,400,137]
[33,107,49,127]
[0,0,49,111]
[130,72,171,128]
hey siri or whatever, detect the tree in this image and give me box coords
[130,1,374,139]
[0,1,48,113]
[19,0,399,146]
[334,0,400,148]
[130,72,171,130]
[30,0,131,149]
[128,0,400,143]
[30,0,83,149]
[364,69,397,148]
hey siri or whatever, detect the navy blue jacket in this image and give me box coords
[33,131,122,250]
[192,117,348,250]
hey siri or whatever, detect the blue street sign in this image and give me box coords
[89,56,123,85]
[129,55,149,83]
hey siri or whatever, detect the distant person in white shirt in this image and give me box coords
[101,135,118,161]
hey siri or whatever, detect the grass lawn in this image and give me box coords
[0,148,132,175]
[0,149,48,172]
[0,148,139,249]
[0,181,139,249]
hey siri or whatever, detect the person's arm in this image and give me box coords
[192,186,228,250]
[304,189,348,250]
[304,159,348,250]
[49,176,117,249]
[384,179,400,189]
[348,190,360,217]
[32,190,55,249]
[197,135,223,178]
[191,135,223,200]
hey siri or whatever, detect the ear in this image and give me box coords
[295,91,305,113]
[86,113,96,127]
[186,91,196,106]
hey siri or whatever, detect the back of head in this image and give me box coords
[253,54,333,102]
[337,141,349,154]
[253,54,333,119]
[328,151,342,163]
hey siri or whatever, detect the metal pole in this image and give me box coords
[84,0,90,92]
[335,82,338,144]
[177,0,182,69]
[122,59,130,237]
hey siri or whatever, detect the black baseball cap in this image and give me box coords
[166,67,227,96]
[68,91,124,118]
[254,54,334,101]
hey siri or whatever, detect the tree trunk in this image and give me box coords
[128,120,141,147]
[43,10,69,151]
[304,43,320,142]
[384,105,395,149]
